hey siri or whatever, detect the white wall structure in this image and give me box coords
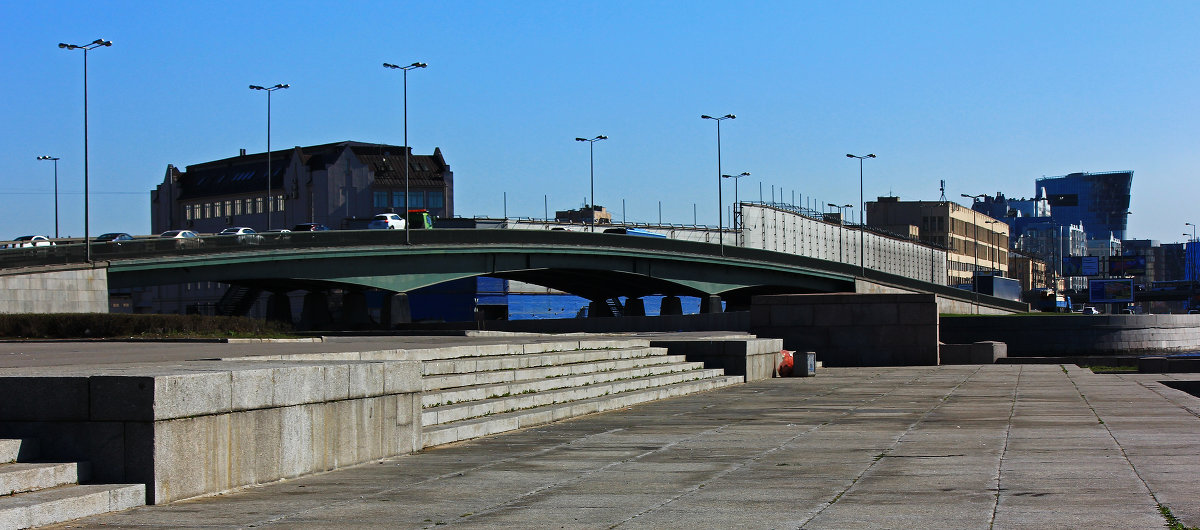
[506,206,949,286]
[740,204,948,285]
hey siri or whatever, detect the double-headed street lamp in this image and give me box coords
[1186,222,1196,242]
[722,172,749,232]
[59,38,111,262]
[702,114,735,254]
[827,203,853,222]
[828,203,853,263]
[575,135,608,232]
[37,156,61,238]
[846,153,875,276]
[249,83,289,231]
[383,61,427,244]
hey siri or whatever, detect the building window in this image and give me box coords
[392,191,405,209]
[255,197,263,214]
[374,191,388,208]
[410,192,424,209]
[276,195,286,212]
[234,200,242,215]
[203,203,211,219]
[427,190,444,209]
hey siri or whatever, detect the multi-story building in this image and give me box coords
[151,141,454,234]
[1008,250,1049,293]
[1013,221,1086,291]
[1037,170,1132,240]
[865,197,1008,287]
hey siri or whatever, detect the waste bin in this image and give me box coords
[796,351,816,377]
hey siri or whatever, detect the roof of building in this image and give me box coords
[169,141,450,201]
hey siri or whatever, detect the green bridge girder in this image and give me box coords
[104,231,857,304]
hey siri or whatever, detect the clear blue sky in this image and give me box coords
[3,1,1198,243]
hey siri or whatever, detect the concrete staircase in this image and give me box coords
[0,438,144,529]
[419,339,743,448]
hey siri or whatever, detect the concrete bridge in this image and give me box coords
[0,229,1027,318]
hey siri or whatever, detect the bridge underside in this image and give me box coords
[108,248,855,307]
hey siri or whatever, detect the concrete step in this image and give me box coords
[0,483,145,529]
[422,346,667,378]
[0,462,85,496]
[422,359,710,409]
[422,366,727,425]
[422,351,685,392]
[422,375,744,448]
[0,439,37,464]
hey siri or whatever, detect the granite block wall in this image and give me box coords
[0,267,108,314]
[750,293,940,366]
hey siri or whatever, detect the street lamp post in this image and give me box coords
[37,156,61,238]
[383,62,427,244]
[1186,222,1196,242]
[249,83,289,231]
[702,114,735,255]
[986,219,1004,273]
[575,135,608,232]
[722,171,750,234]
[59,38,111,262]
[846,154,876,277]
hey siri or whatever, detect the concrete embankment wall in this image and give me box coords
[0,266,109,314]
[940,314,1200,357]
[751,293,942,366]
[0,359,422,504]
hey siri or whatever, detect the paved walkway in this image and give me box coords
[53,365,1200,529]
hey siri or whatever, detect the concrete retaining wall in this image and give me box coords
[649,338,783,381]
[941,314,1200,357]
[0,266,109,314]
[750,293,940,366]
[855,279,1014,315]
[0,359,422,504]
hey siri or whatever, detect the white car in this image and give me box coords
[160,230,200,239]
[7,235,54,248]
[367,213,406,230]
[218,227,257,236]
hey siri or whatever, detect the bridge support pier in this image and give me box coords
[625,297,646,317]
[700,294,724,314]
[299,291,331,331]
[382,292,411,328]
[341,290,371,329]
[265,292,293,325]
[588,300,613,318]
[660,296,683,316]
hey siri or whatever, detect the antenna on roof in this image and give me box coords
[939,180,947,202]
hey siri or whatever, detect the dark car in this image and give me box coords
[95,232,134,243]
[291,223,330,231]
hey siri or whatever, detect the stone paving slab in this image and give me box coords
[48,365,1200,529]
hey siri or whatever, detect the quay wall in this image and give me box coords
[940,314,1200,357]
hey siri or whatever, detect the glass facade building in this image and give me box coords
[1036,171,1132,240]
